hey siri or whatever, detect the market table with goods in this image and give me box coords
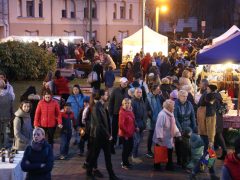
[0,149,25,180]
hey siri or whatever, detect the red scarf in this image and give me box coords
[224,153,240,180]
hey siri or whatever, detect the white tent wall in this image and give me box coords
[122,26,168,63]
[212,25,240,44]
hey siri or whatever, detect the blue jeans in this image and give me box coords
[132,131,143,158]
[60,131,72,156]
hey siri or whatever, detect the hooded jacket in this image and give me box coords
[118,107,135,138]
[13,108,33,151]
[222,153,240,180]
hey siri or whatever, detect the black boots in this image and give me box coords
[217,150,227,160]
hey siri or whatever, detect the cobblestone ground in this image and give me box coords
[52,131,223,180]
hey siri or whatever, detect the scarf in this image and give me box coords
[31,139,45,151]
[163,108,176,137]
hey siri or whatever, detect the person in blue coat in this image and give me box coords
[21,127,54,180]
[174,89,196,166]
[146,84,163,158]
[67,84,88,145]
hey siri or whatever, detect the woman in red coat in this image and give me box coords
[34,89,62,148]
[118,98,136,170]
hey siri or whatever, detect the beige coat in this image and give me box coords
[13,109,33,150]
[197,106,216,143]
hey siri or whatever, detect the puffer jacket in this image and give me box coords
[34,99,62,128]
[118,107,135,138]
[174,99,196,132]
[13,108,33,151]
[54,77,69,95]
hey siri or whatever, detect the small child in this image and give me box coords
[187,132,204,171]
[78,97,90,156]
[59,103,76,160]
[104,66,115,93]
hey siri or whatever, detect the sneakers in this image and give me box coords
[121,162,132,170]
[131,156,143,164]
[145,151,154,158]
[59,155,66,160]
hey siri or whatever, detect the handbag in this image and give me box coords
[87,71,98,83]
[154,145,168,163]
[79,127,86,137]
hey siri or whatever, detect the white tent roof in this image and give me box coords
[122,26,168,62]
[212,25,240,44]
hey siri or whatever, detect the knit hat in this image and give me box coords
[190,133,204,149]
[64,102,72,107]
[170,90,178,99]
[208,84,217,92]
[234,136,240,154]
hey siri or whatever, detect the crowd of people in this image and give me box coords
[0,37,240,180]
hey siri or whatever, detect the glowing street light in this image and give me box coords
[156,4,168,32]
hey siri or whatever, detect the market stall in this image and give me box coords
[196,31,240,129]
[122,26,168,63]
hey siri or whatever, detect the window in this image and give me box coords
[118,31,128,42]
[129,4,132,19]
[70,0,76,18]
[25,30,39,36]
[26,0,34,17]
[120,1,126,19]
[84,0,97,19]
[62,0,67,18]
[86,31,97,41]
[17,0,22,17]
[113,3,117,19]
[39,0,43,17]
[92,1,97,19]
[64,31,76,36]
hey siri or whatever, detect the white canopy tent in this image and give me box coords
[0,36,84,45]
[212,25,240,44]
[122,26,168,63]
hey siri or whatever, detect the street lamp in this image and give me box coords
[155,1,169,33]
[155,5,169,33]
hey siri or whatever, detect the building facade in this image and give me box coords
[0,0,9,39]
[8,0,143,44]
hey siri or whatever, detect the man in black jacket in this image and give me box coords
[108,77,128,153]
[87,90,120,180]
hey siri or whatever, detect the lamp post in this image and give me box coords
[142,0,146,56]
[155,4,168,33]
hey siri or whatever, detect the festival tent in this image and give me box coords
[212,25,240,44]
[122,26,168,62]
[196,31,240,65]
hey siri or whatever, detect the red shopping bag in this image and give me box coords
[154,145,168,163]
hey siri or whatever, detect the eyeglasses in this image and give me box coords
[33,133,41,136]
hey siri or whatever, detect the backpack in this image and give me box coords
[87,71,98,83]
[9,116,24,138]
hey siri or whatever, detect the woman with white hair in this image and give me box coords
[153,99,181,171]
[21,128,54,180]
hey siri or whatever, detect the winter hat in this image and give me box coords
[183,127,192,137]
[84,96,90,103]
[120,77,128,84]
[234,136,240,154]
[170,90,178,99]
[190,133,204,149]
[208,84,217,92]
[64,102,72,107]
